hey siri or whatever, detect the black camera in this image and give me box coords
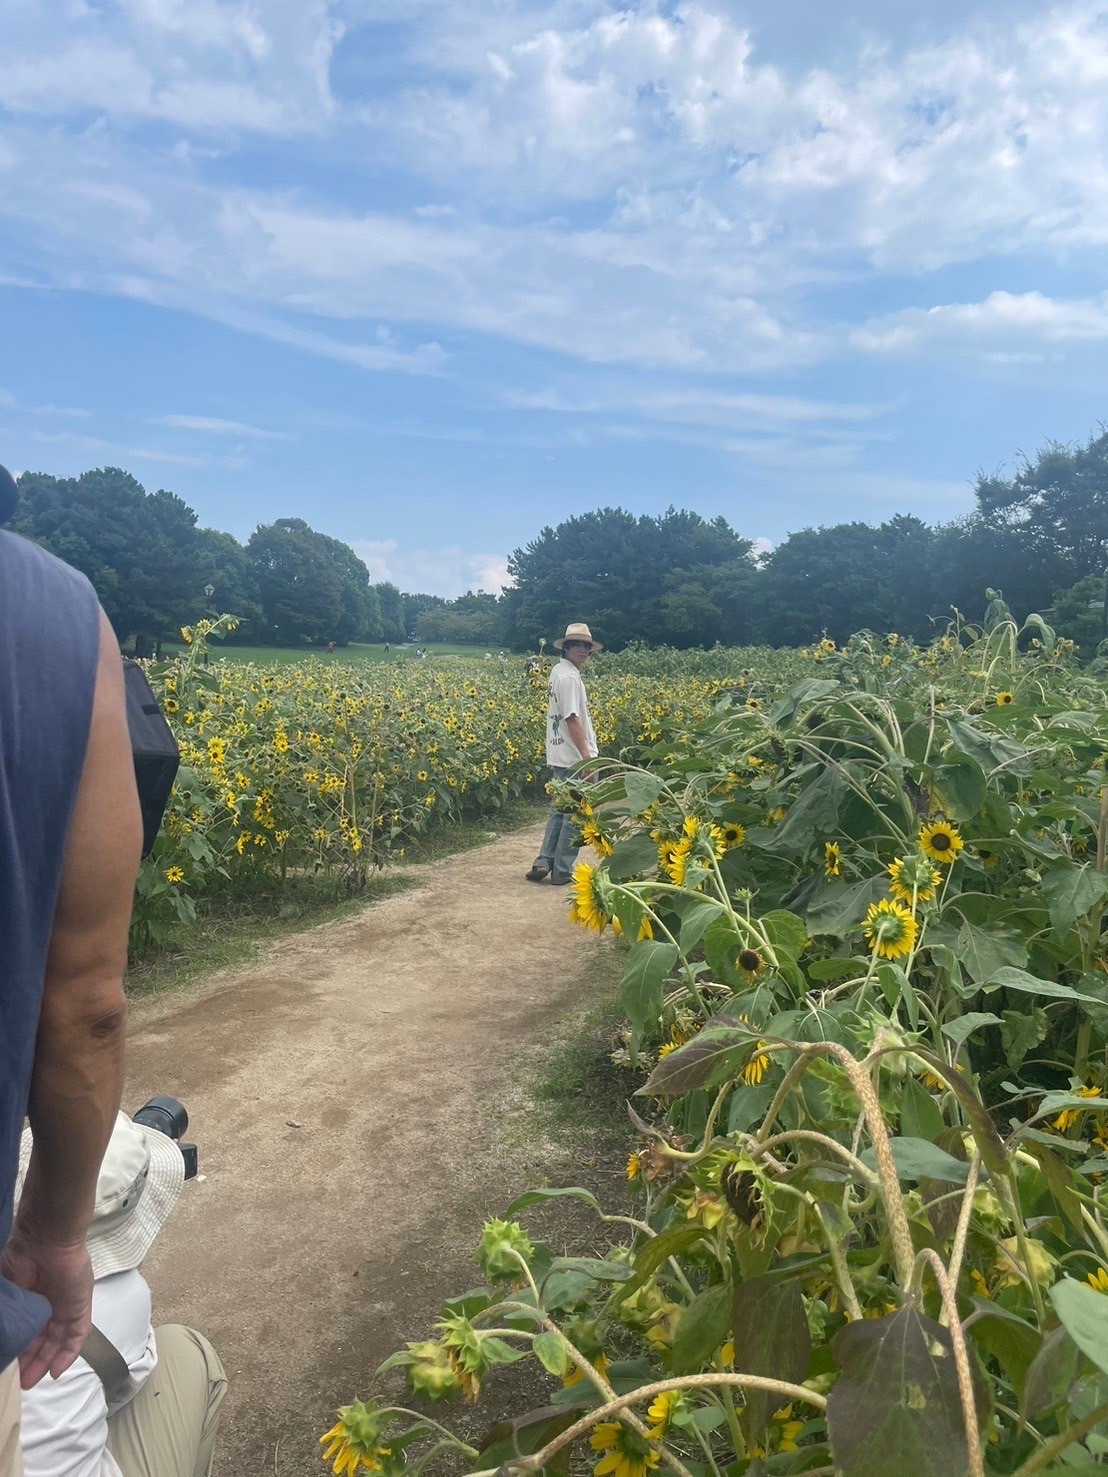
[132,1095,198,1180]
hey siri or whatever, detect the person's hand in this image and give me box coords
[1,1222,94,1387]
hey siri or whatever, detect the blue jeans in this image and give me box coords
[534,766,579,883]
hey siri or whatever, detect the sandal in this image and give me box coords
[525,865,551,882]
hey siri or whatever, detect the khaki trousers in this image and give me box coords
[0,1360,22,1477]
[106,1326,227,1477]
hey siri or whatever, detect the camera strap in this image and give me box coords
[81,1325,132,1408]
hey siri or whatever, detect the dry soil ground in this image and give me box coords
[125,822,624,1475]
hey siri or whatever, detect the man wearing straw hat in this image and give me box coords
[525,622,602,886]
[18,1112,227,1477]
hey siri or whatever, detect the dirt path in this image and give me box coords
[125,824,620,1475]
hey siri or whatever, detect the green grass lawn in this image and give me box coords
[159,641,496,665]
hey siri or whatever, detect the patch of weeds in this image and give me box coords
[529,996,630,1146]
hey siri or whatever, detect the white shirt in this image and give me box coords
[545,658,597,767]
[21,1271,158,1477]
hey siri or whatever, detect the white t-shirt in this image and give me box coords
[21,1271,157,1477]
[546,658,597,767]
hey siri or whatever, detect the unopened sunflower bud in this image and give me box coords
[395,1341,462,1402]
[476,1218,535,1281]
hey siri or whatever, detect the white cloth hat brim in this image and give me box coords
[16,1119,185,1279]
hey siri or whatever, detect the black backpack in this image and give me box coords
[123,659,180,858]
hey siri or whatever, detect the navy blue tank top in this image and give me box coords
[0,531,100,1366]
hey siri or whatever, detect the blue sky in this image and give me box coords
[2,0,1108,595]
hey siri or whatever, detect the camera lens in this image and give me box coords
[133,1095,189,1140]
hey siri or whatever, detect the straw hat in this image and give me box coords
[16,1113,185,1279]
[553,622,603,652]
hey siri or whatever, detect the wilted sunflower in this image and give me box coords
[995,691,1014,706]
[862,897,918,960]
[919,820,964,864]
[824,841,842,878]
[887,856,941,905]
[569,861,610,934]
[737,947,764,978]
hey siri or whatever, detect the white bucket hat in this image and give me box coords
[553,622,603,652]
[16,1112,185,1279]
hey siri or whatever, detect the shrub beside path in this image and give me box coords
[126,823,619,1474]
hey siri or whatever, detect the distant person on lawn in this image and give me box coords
[525,623,601,887]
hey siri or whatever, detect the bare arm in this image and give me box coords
[564,714,595,760]
[3,609,142,1386]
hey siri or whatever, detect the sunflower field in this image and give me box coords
[329,603,1108,1477]
[132,618,733,947]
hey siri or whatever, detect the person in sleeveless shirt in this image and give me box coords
[0,464,143,1475]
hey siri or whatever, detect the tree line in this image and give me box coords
[10,468,408,653]
[12,427,1108,653]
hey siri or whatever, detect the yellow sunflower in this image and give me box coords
[612,914,654,941]
[887,857,941,904]
[626,1153,641,1181]
[658,838,690,885]
[995,691,1014,705]
[320,1402,391,1476]
[646,1390,683,1439]
[589,1422,660,1477]
[1051,1083,1103,1132]
[1088,1267,1108,1293]
[582,819,615,858]
[919,820,964,865]
[720,821,746,849]
[743,1043,772,1085]
[824,841,842,878]
[682,814,725,859]
[165,865,185,884]
[569,862,610,934]
[862,898,918,960]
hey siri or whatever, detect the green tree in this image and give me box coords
[13,467,201,653]
[503,506,752,650]
[318,532,382,644]
[416,590,503,645]
[755,516,936,646]
[402,592,446,639]
[975,430,1108,586]
[374,581,406,643]
[194,527,265,639]
[247,518,346,645]
[1051,573,1108,652]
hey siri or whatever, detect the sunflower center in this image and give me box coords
[738,949,762,972]
[932,833,951,852]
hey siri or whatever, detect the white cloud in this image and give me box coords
[0,0,341,133]
[854,290,1108,354]
[351,539,513,597]
[3,0,1108,382]
[152,413,293,440]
